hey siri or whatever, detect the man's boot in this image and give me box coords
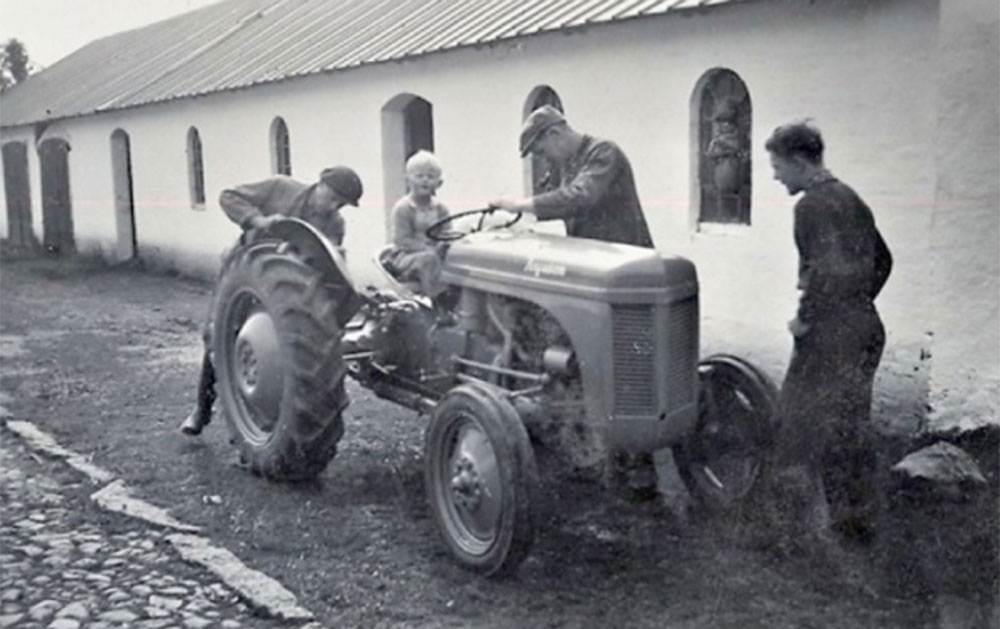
[180,354,216,436]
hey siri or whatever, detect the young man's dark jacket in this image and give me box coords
[793,173,892,326]
[532,136,653,248]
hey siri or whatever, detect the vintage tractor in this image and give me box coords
[211,209,778,576]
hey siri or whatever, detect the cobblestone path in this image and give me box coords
[0,435,295,629]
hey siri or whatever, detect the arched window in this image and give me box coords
[691,69,751,225]
[186,127,206,209]
[523,86,564,195]
[270,117,291,176]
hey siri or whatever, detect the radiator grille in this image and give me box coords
[612,304,656,415]
[664,298,698,412]
[612,298,698,417]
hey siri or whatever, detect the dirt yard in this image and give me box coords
[0,251,965,628]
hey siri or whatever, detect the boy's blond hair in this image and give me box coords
[405,150,442,176]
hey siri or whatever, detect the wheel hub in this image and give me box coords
[236,337,261,391]
[451,455,484,510]
[439,421,503,546]
[232,310,285,426]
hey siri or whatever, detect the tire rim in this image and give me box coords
[223,290,286,446]
[435,412,503,556]
[691,364,766,499]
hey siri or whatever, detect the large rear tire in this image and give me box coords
[674,354,778,512]
[213,242,347,481]
[425,384,538,577]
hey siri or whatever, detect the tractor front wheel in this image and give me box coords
[425,384,538,577]
[673,354,778,512]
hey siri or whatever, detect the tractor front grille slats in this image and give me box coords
[611,305,657,415]
[611,298,698,418]
[664,298,698,412]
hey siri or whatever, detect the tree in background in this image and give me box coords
[1,39,33,89]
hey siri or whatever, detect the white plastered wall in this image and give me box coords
[928,0,1000,433]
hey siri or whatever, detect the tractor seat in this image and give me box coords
[375,245,423,296]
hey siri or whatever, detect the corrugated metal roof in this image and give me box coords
[0,0,744,128]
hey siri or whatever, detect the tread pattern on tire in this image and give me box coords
[214,243,347,481]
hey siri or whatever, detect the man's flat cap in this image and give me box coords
[519,105,566,157]
[320,166,363,206]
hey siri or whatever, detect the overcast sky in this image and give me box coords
[1,0,225,69]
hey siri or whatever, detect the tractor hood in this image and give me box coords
[441,231,697,302]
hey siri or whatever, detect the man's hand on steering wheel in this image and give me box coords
[487,198,518,213]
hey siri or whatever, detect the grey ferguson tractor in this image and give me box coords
[211,209,778,576]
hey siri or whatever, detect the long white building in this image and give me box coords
[1,0,997,434]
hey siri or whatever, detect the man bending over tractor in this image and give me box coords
[491,105,661,497]
[179,166,364,436]
[489,105,654,249]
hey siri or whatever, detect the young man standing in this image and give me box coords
[763,122,893,551]
[179,166,363,436]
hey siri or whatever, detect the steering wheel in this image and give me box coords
[425,207,523,242]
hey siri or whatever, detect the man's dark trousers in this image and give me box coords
[774,303,886,537]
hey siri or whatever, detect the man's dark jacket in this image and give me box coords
[220,176,345,245]
[532,136,653,248]
[793,174,892,325]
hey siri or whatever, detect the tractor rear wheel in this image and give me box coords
[425,384,538,577]
[673,354,778,512]
[213,242,347,481]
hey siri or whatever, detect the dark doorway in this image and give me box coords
[403,97,434,160]
[2,142,35,249]
[187,127,206,208]
[524,86,564,195]
[110,129,137,260]
[693,69,752,225]
[382,94,436,221]
[38,138,75,254]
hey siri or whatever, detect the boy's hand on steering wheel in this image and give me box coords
[488,198,517,213]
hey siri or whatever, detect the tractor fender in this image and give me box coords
[264,217,363,327]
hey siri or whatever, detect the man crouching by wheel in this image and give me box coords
[179,165,364,436]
